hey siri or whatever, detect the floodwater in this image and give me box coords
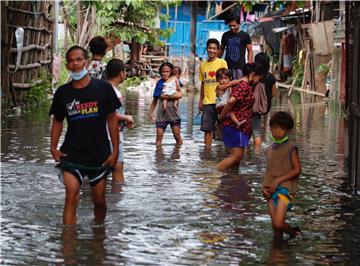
[1,87,360,265]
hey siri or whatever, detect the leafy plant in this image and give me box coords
[238,0,305,12]
[288,58,304,87]
[57,61,70,86]
[270,1,305,10]
[119,76,149,90]
[23,71,52,108]
[316,63,330,74]
[65,0,180,47]
[238,1,258,12]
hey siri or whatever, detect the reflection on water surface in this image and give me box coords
[1,90,360,265]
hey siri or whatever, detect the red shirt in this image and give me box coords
[222,80,254,136]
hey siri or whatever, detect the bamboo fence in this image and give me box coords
[1,1,54,106]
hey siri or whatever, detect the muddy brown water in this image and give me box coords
[1,89,360,265]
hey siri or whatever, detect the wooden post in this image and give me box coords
[207,2,237,21]
[174,4,178,32]
[63,6,68,51]
[296,18,304,49]
[206,0,211,20]
[165,4,170,59]
[53,0,59,53]
[118,41,124,60]
[308,38,316,91]
[78,6,90,47]
[129,38,141,66]
[315,0,321,23]
[76,0,83,44]
[166,4,169,29]
[278,32,283,80]
[1,1,14,105]
[288,74,299,96]
[186,92,195,134]
[189,1,197,85]
[301,43,309,91]
[91,4,96,32]
[181,44,185,71]
[112,39,115,58]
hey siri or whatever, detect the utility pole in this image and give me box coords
[189,1,197,85]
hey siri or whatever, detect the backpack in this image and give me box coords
[252,82,268,115]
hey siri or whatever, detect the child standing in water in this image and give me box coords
[262,111,302,240]
[106,59,135,186]
[162,66,181,112]
[215,68,245,129]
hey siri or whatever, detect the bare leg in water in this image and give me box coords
[216,147,244,171]
[267,199,301,240]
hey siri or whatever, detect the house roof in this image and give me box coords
[280,8,311,21]
[207,2,269,21]
[259,8,311,22]
[271,24,296,34]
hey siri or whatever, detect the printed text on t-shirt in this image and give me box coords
[66,100,99,120]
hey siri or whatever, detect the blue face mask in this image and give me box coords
[70,68,88,80]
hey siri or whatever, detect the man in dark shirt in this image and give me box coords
[49,46,121,225]
[218,16,253,80]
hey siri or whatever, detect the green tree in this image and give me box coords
[62,0,180,64]
[97,0,179,65]
[237,0,305,12]
[96,1,176,45]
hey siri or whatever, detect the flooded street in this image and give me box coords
[1,88,360,265]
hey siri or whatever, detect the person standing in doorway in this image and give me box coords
[218,16,253,80]
[49,46,121,225]
[199,38,228,147]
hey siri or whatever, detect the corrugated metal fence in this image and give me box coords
[161,20,228,59]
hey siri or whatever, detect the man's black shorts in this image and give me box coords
[200,104,217,132]
[56,161,112,187]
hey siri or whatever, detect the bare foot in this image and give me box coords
[289,227,302,239]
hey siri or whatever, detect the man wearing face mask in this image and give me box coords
[49,46,121,225]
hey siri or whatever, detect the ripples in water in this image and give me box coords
[1,92,360,265]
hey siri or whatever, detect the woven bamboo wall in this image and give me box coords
[1,1,54,106]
